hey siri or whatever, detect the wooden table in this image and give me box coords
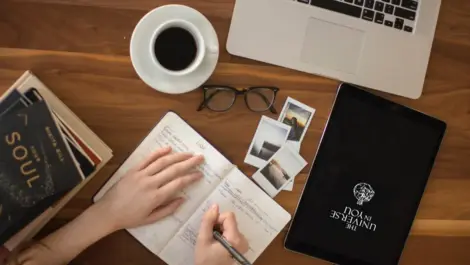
[0,0,469,264]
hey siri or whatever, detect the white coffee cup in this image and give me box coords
[149,19,218,76]
[130,4,220,94]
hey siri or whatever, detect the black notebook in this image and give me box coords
[285,84,447,265]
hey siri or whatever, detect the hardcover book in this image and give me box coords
[0,90,28,117]
[0,71,113,252]
[0,101,84,242]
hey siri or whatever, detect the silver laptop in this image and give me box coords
[227,0,441,99]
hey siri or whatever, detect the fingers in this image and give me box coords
[152,155,204,186]
[237,234,249,253]
[133,147,172,172]
[143,197,185,225]
[218,212,248,253]
[157,172,202,202]
[218,212,241,238]
[198,204,220,243]
[144,152,194,176]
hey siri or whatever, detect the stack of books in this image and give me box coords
[0,71,112,252]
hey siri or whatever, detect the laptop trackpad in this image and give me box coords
[301,18,365,74]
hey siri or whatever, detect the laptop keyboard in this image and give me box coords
[296,0,418,33]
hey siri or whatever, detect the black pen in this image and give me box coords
[212,230,252,265]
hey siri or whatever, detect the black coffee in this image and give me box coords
[153,27,198,71]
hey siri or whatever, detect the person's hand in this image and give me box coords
[195,204,249,265]
[96,146,204,231]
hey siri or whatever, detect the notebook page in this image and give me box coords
[94,112,234,255]
[159,168,291,265]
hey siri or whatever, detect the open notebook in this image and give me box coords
[94,112,291,265]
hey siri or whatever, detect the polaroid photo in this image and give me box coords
[282,141,301,191]
[253,145,307,197]
[278,97,316,146]
[244,116,291,168]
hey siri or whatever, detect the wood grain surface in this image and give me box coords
[1,0,469,264]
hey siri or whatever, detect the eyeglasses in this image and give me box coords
[197,85,279,113]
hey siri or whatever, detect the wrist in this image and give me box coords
[39,202,119,264]
[86,202,121,235]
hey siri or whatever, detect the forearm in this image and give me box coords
[11,148,203,265]
[43,202,116,263]
[15,202,116,265]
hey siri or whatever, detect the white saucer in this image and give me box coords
[130,5,219,94]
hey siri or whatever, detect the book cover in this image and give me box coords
[1,71,112,251]
[24,88,96,177]
[0,192,65,244]
[0,90,28,118]
[0,101,83,239]
[0,88,96,178]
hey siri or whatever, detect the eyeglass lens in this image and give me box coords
[245,88,275,112]
[206,87,236,111]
